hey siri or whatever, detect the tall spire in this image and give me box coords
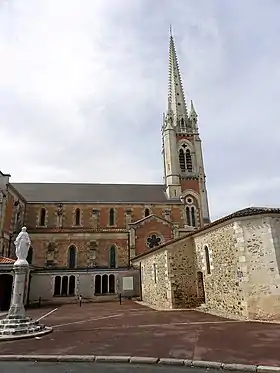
[168,29,188,129]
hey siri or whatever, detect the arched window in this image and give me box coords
[179,149,186,172]
[109,274,115,293]
[39,208,46,226]
[102,274,108,294]
[27,247,33,264]
[109,208,115,226]
[95,275,101,294]
[186,206,191,226]
[144,208,150,217]
[75,208,81,226]
[191,206,196,227]
[54,276,61,296]
[205,246,211,274]
[181,118,185,127]
[109,246,116,268]
[69,275,76,296]
[186,149,192,172]
[68,246,76,269]
[61,276,68,296]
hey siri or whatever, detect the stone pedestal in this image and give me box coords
[8,262,28,318]
[0,261,52,341]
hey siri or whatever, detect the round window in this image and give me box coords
[146,234,162,249]
[186,197,193,204]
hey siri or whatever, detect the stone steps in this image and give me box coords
[0,316,46,336]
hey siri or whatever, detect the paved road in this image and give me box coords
[0,362,221,373]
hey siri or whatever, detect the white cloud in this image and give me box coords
[1,0,280,219]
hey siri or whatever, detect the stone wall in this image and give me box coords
[135,250,172,309]
[239,216,280,320]
[193,214,280,321]
[194,222,248,319]
[168,238,199,308]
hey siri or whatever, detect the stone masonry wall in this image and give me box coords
[194,222,248,319]
[240,216,280,320]
[168,238,199,308]
[135,250,172,310]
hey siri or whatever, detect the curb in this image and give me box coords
[0,355,279,371]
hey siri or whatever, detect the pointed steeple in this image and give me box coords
[167,29,188,131]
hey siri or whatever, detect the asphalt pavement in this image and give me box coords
[0,362,223,373]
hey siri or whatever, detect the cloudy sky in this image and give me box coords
[1,0,280,220]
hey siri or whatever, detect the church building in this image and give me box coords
[0,32,210,308]
[1,32,279,323]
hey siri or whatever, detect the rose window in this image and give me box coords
[146,234,162,249]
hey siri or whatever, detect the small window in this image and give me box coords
[75,208,81,226]
[144,208,150,217]
[205,246,211,274]
[39,208,46,226]
[153,263,157,283]
[109,208,115,226]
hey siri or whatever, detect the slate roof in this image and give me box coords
[12,183,181,204]
[131,207,280,261]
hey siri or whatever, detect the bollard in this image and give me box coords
[38,296,41,308]
[119,293,122,305]
[79,295,82,307]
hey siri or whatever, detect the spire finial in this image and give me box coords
[169,24,172,37]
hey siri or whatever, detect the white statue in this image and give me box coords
[14,227,31,265]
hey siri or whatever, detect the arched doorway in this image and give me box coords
[197,271,205,303]
[0,274,13,311]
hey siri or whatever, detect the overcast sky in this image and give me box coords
[1,0,280,220]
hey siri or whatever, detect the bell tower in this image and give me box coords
[162,29,210,226]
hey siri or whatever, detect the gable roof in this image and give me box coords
[129,214,174,227]
[11,183,181,204]
[131,207,280,262]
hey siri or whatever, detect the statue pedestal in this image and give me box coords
[0,262,52,340]
[8,262,28,318]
